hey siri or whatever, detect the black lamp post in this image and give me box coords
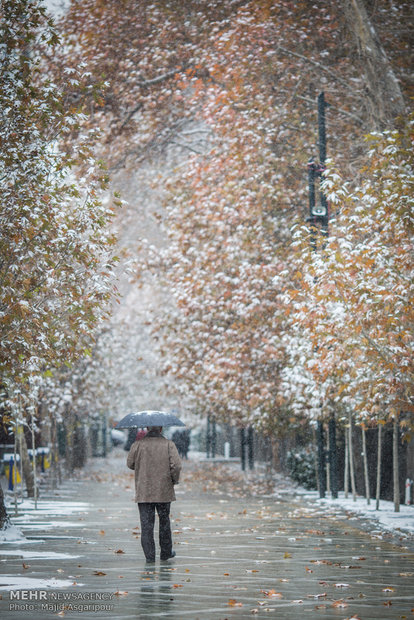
[307,92,338,499]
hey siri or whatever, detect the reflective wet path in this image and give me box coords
[1,450,413,619]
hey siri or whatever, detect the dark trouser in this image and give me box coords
[138,502,172,561]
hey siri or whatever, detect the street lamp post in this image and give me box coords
[307,92,338,499]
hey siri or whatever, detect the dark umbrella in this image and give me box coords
[115,410,186,429]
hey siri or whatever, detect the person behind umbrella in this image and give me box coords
[127,425,182,562]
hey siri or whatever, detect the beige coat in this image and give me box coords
[127,432,182,503]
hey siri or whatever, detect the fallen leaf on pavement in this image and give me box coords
[260,589,282,598]
[307,593,327,599]
[228,599,243,607]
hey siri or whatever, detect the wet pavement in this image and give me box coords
[1,449,413,619]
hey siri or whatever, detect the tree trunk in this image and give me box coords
[393,417,400,512]
[50,413,61,489]
[326,424,331,495]
[18,426,35,498]
[362,426,370,504]
[313,426,320,496]
[30,407,38,506]
[375,422,382,510]
[64,406,75,474]
[0,484,11,530]
[344,425,349,499]
[271,435,281,471]
[406,432,414,504]
[341,0,406,128]
[348,411,357,501]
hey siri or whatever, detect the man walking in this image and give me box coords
[127,426,182,563]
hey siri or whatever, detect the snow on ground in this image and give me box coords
[2,496,92,541]
[245,461,414,538]
[0,576,81,591]
[298,489,414,537]
[188,456,414,538]
[11,498,90,516]
[1,549,81,560]
[0,523,26,543]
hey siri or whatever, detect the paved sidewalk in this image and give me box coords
[0,449,413,619]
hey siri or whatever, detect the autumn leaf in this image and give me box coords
[307,593,327,599]
[260,590,282,598]
[227,599,243,607]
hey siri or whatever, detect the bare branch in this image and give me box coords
[277,88,364,125]
[277,45,351,89]
[119,102,143,130]
[138,66,191,88]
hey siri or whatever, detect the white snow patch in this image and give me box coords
[302,490,414,536]
[0,550,81,560]
[10,521,86,530]
[0,576,82,591]
[0,523,25,543]
[9,499,90,516]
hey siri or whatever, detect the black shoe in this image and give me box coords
[145,557,155,563]
[160,551,176,561]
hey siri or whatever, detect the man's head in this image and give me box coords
[147,426,163,433]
